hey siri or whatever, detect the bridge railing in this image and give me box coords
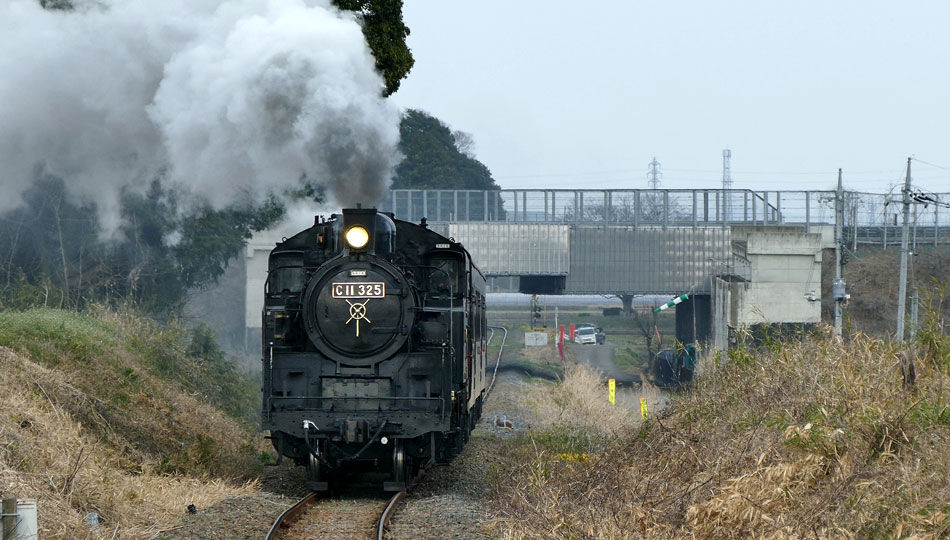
[380,189,784,227]
[379,189,950,245]
[499,189,785,228]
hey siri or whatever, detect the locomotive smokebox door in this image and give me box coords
[302,259,415,363]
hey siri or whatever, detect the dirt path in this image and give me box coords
[570,342,641,386]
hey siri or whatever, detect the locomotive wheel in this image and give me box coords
[384,440,413,491]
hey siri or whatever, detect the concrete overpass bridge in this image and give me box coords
[243,188,950,351]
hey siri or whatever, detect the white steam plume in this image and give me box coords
[0,0,401,233]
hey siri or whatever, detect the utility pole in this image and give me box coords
[896,157,912,341]
[833,168,845,337]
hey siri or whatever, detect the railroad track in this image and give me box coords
[265,490,406,540]
[263,330,502,540]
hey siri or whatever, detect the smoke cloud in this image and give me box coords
[0,0,401,233]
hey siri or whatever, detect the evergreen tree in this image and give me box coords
[392,110,499,190]
[331,0,414,96]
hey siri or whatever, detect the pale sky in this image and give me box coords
[391,1,950,195]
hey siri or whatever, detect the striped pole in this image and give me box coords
[653,294,688,313]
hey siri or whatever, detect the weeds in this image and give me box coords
[0,307,266,539]
[492,315,950,539]
[0,347,259,539]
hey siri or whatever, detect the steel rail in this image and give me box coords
[264,492,317,540]
[376,491,407,540]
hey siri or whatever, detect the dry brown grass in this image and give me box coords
[0,307,269,539]
[520,363,637,438]
[0,308,263,479]
[843,247,950,337]
[0,347,258,539]
[516,345,664,438]
[493,325,950,539]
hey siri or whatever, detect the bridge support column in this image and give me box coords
[675,295,711,347]
[710,278,733,352]
[620,294,634,315]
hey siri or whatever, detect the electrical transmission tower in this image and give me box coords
[722,149,733,224]
[647,157,662,189]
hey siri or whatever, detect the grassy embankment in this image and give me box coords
[490,303,950,538]
[0,307,264,539]
[839,246,950,337]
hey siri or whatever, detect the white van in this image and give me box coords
[574,326,597,345]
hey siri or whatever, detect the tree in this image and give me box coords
[39,0,72,9]
[562,192,690,223]
[452,130,476,158]
[332,0,414,96]
[38,0,414,97]
[392,110,499,191]
[0,171,102,310]
[0,174,284,315]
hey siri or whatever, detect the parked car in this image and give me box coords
[575,323,606,344]
[574,326,597,345]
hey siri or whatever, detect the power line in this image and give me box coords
[495,168,642,179]
[911,157,950,172]
[498,167,941,181]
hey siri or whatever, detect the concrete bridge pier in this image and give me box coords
[620,294,635,315]
[675,295,711,347]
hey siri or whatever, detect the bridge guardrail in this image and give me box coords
[380,189,950,246]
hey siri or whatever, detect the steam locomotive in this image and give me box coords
[261,207,487,491]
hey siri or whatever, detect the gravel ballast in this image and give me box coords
[154,371,533,539]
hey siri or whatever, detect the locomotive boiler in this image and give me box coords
[261,207,487,490]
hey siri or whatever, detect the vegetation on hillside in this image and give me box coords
[331,0,414,96]
[0,308,264,539]
[841,246,950,337]
[391,109,500,191]
[38,0,414,97]
[0,174,284,316]
[491,305,950,538]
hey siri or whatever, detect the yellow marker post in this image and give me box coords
[608,378,616,405]
[640,398,648,420]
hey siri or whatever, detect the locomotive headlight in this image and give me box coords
[344,226,370,249]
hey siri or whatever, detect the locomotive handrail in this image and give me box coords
[417,305,466,312]
[268,396,445,419]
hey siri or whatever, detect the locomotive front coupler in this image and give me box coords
[341,418,370,443]
[322,420,390,462]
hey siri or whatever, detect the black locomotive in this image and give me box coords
[261,207,488,490]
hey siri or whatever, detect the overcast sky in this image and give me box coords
[390,1,950,195]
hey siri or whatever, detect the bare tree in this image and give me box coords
[563,192,689,223]
[452,130,477,158]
